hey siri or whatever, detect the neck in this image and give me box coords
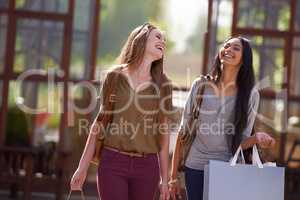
[131,56,153,77]
[220,64,239,87]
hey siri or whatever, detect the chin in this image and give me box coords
[152,53,163,61]
[222,60,239,67]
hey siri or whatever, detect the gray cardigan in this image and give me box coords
[179,77,260,170]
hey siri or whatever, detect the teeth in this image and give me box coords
[224,53,233,58]
[156,46,163,51]
[155,44,163,50]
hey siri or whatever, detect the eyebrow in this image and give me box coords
[225,42,242,48]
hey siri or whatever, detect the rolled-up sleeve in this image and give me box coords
[178,78,202,134]
[241,88,260,140]
[95,71,115,121]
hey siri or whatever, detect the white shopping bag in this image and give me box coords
[203,145,285,200]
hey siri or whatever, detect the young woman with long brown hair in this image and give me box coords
[169,36,275,200]
[70,23,172,200]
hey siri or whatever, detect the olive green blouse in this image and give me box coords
[101,71,170,154]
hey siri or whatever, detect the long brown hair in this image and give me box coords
[118,23,172,121]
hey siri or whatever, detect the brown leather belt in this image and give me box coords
[104,146,150,158]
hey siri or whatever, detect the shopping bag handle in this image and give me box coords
[66,189,86,200]
[252,145,263,168]
[230,145,245,166]
[230,145,263,168]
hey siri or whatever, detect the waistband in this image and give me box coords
[103,146,156,158]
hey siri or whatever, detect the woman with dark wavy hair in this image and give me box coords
[70,23,172,200]
[169,36,275,200]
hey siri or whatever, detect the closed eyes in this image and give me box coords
[224,43,241,51]
[156,34,166,42]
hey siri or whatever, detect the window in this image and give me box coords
[14,19,64,73]
[237,0,290,31]
[15,0,68,13]
[291,37,300,96]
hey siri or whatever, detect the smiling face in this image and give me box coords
[219,38,243,67]
[145,28,166,61]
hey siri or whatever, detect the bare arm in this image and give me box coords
[77,121,100,172]
[159,117,170,185]
[76,71,113,171]
[241,132,275,150]
[71,71,112,190]
[170,78,200,179]
[70,120,101,190]
[169,79,201,199]
[241,135,256,150]
[170,134,182,180]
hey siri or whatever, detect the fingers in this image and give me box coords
[160,187,170,200]
[169,185,182,200]
[160,193,167,200]
[258,135,275,149]
[270,138,276,147]
[171,192,176,200]
[70,177,83,191]
[176,187,182,199]
[163,193,170,200]
[169,187,175,200]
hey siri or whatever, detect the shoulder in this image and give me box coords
[103,64,126,80]
[191,74,214,90]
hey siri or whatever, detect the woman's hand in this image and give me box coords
[169,179,182,200]
[241,132,276,150]
[70,168,87,191]
[255,132,276,149]
[160,183,170,200]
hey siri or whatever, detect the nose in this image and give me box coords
[225,47,232,54]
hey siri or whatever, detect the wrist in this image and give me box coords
[168,178,178,185]
[160,182,168,186]
[77,165,88,173]
[253,134,259,144]
[170,173,178,180]
[171,173,180,180]
[160,179,168,187]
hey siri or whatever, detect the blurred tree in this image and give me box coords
[98,0,163,62]
[186,17,207,54]
[5,106,30,147]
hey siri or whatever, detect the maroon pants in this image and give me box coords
[97,148,160,200]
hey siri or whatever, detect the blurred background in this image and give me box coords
[0,0,300,199]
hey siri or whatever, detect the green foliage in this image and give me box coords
[15,0,26,8]
[252,48,260,79]
[47,114,60,129]
[5,106,30,147]
[216,26,231,45]
[98,0,166,60]
[278,6,290,30]
[186,16,207,54]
